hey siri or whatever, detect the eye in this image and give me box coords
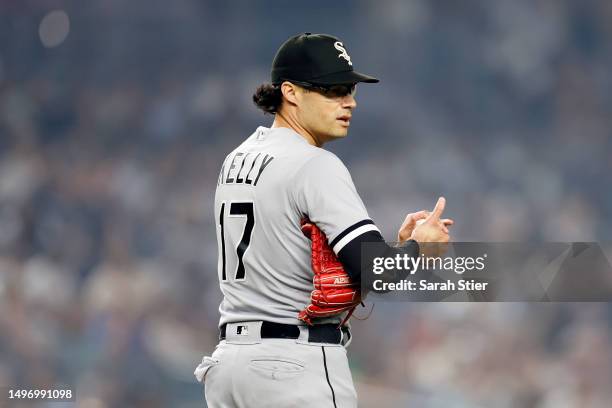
[325,85,356,98]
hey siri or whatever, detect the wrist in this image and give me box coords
[398,231,412,243]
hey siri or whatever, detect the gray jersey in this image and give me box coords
[214,126,379,326]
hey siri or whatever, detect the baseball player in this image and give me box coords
[195,33,452,408]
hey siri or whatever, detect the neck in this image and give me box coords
[271,111,322,147]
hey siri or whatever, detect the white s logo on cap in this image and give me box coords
[334,41,352,66]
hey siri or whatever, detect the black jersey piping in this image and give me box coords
[329,219,375,249]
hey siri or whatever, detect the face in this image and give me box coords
[293,83,357,144]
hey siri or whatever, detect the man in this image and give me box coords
[195,33,452,408]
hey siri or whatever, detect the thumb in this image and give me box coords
[428,196,446,220]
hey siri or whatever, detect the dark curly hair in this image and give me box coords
[252,83,283,114]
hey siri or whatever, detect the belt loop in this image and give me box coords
[342,327,352,347]
[297,325,309,342]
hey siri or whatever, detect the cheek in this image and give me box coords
[300,97,339,132]
[313,111,336,134]
[304,102,329,126]
[313,103,336,125]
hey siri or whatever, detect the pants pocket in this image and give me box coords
[194,356,219,383]
[248,357,305,381]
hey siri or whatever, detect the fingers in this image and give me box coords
[441,218,454,226]
[441,218,454,234]
[398,210,429,242]
[417,214,454,227]
[407,210,428,223]
[402,203,454,243]
[401,210,428,230]
[428,196,446,220]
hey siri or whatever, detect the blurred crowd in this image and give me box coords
[0,0,611,407]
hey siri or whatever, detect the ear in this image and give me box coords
[280,81,300,106]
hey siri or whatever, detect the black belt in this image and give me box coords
[220,321,350,345]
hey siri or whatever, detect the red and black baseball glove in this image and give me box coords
[299,219,362,327]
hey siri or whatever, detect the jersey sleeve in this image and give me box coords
[293,151,380,254]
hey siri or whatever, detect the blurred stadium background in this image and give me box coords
[1,0,612,407]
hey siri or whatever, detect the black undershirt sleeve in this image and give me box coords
[337,230,420,294]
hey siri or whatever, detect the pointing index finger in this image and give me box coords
[429,196,446,220]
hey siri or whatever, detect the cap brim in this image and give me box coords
[309,70,379,85]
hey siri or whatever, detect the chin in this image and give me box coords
[317,127,348,143]
[327,132,348,142]
[333,127,349,138]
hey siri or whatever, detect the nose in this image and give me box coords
[342,94,357,110]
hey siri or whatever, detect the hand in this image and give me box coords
[397,210,429,242]
[409,197,454,257]
[397,210,454,243]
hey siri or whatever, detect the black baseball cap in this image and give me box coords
[271,33,379,86]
